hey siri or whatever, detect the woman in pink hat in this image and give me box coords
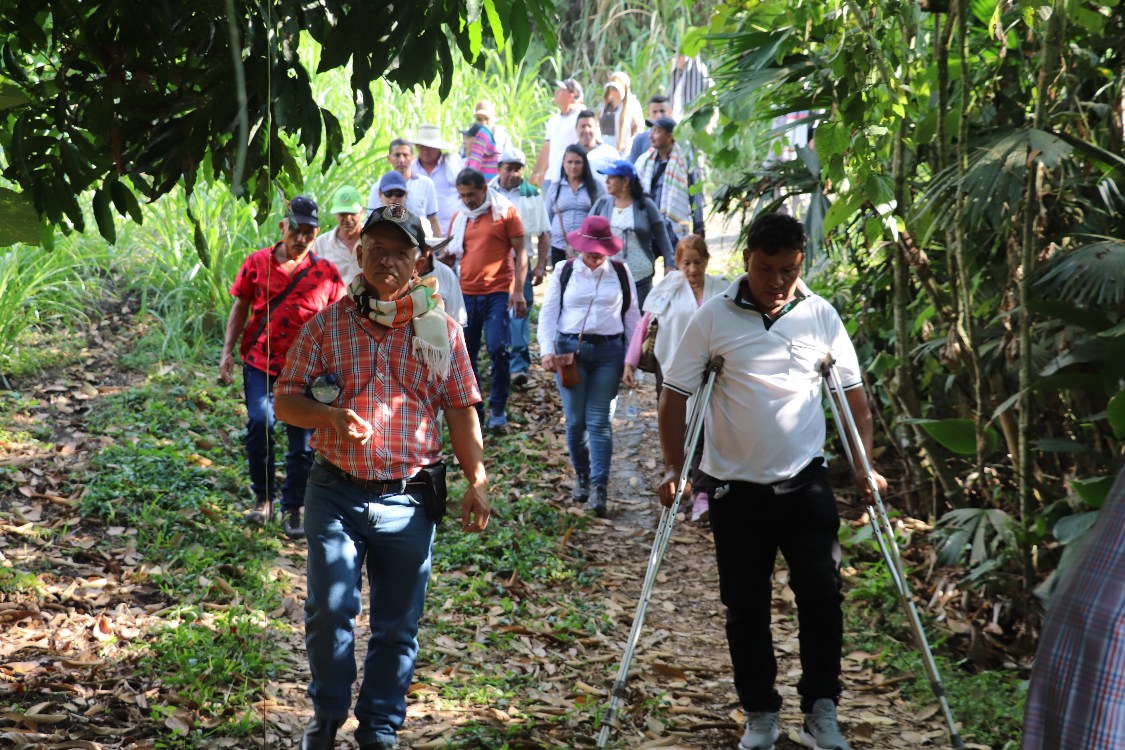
[537,215,640,517]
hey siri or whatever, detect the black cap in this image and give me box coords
[360,203,426,247]
[460,123,484,137]
[286,195,319,227]
[645,116,677,132]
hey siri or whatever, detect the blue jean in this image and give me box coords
[509,271,535,376]
[554,333,625,487]
[463,291,511,417]
[303,463,436,746]
[243,364,312,511]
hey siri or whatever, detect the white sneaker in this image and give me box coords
[738,711,779,750]
[799,698,851,750]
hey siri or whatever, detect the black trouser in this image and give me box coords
[706,458,843,713]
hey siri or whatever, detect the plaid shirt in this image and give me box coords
[275,297,481,480]
[231,245,345,376]
[1022,468,1125,749]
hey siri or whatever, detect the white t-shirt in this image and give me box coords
[312,227,361,283]
[586,142,621,187]
[663,276,861,484]
[422,259,466,326]
[544,109,580,182]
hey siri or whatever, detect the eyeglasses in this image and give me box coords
[382,190,406,199]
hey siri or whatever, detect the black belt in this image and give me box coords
[562,332,623,343]
[314,454,414,495]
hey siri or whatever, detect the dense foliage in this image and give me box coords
[0,0,554,244]
[698,0,1125,622]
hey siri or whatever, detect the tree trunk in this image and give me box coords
[1018,0,1068,599]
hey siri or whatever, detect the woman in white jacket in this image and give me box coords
[623,234,725,392]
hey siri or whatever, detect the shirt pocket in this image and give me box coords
[788,340,829,380]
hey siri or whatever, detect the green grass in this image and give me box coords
[137,606,285,741]
[80,371,284,609]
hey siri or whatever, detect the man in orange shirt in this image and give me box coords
[447,168,527,429]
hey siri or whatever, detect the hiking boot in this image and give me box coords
[738,710,779,750]
[246,496,272,526]
[488,412,509,431]
[586,484,608,518]
[511,372,529,388]
[799,699,850,750]
[690,492,710,523]
[283,507,305,539]
[570,474,590,502]
[301,715,343,750]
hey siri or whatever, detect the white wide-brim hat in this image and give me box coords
[412,124,455,151]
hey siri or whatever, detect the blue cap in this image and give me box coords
[597,159,639,181]
[644,116,677,132]
[378,171,408,193]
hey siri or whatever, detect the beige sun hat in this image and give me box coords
[412,124,455,151]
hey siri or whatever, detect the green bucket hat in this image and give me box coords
[328,185,364,215]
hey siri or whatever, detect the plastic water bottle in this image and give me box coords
[625,388,638,420]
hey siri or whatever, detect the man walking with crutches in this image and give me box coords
[657,213,886,750]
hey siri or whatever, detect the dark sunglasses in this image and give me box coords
[382,190,406,199]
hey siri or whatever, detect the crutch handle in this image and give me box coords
[818,353,836,378]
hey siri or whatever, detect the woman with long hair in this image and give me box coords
[538,216,640,518]
[546,144,605,266]
[590,159,674,306]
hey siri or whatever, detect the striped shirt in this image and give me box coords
[1021,467,1125,749]
[275,297,481,480]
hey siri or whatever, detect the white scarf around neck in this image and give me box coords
[447,187,513,259]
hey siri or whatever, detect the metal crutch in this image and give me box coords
[596,355,725,749]
[820,357,967,750]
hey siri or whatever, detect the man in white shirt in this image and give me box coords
[575,110,620,189]
[530,78,583,192]
[411,124,463,235]
[490,147,550,387]
[368,138,441,238]
[657,213,887,750]
[313,185,365,282]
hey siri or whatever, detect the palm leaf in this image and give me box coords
[1033,239,1125,308]
[915,128,1075,246]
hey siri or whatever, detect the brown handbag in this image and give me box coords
[637,317,660,373]
[557,352,580,388]
[555,269,603,389]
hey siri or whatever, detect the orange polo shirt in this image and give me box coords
[454,205,525,295]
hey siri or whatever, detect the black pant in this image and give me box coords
[707,458,843,713]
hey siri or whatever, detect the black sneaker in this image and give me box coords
[570,474,590,502]
[586,485,608,517]
[283,508,306,539]
[511,372,529,388]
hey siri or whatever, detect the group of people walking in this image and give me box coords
[215,63,888,750]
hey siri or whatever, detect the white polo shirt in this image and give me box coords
[662,275,861,484]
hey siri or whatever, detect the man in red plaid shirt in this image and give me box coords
[274,204,490,750]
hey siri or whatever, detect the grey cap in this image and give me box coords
[497,146,527,166]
